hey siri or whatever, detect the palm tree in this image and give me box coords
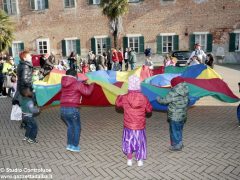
[100,0,129,48]
[0,10,14,53]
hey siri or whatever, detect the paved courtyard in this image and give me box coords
[0,65,240,180]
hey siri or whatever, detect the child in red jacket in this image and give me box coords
[116,75,152,166]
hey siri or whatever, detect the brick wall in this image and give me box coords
[1,0,240,63]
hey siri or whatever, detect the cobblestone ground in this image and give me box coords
[0,65,240,180]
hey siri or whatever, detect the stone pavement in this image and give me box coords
[0,65,240,180]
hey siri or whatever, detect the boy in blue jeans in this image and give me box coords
[157,77,189,151]
[20,88,40,144]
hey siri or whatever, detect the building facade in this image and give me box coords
[1,0,240,63]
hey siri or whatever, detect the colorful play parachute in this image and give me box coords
[33,64,239,111]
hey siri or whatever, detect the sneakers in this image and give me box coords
[127,159,133,167]
[169,144,184,152]
[66,145,73,151]
[22,137,29,141]
[27,139,38,144]
[137,160,143,167]
[68,145,80,152]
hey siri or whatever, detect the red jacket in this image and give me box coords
[112,50,119,62]
[117,51,123,62]
[60,76,94,107]
[116,90,152,130]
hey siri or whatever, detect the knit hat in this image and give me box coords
[128,75,141,91]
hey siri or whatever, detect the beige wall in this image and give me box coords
[1,0,240,59]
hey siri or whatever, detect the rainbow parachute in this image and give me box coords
[33,64,239,110]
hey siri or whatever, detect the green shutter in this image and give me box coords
[62,40,66,57]
[3,0,8,13]
[189,34,195,51]
[30,0,35,10]
[89,0,93,5]
[106,37,111,51]
[91,38,96,54]
[173,35,179,51]
[229,33,236,52]
[20,42,24,51]
[123,37,128,51]
[139,36,144,53]
[206,34,213,52]
[9,47,13,56]
[76,39,81,55]
[45,0,49,9]
[157,36,162,54]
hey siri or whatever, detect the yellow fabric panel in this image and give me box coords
[116,67,142,82]
[197,67,222,79]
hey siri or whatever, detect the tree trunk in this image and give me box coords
[113,30,118,49]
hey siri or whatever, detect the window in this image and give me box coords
[62,38,80,57]
[89,0,100,5]
[157,34,179,54]
[190,32,212,52]
[66,39,77,56]
[123,35,144,53]
[162,36,173,53]
[36,38,50,54]
[229,32,240,52]
[30,0,48,10]
[128,37,139,53]
[11,42,24,58]
[128,0,140,2]
[96,38,107,55]
[93,0,100,4]
[235,33,240,51]
[3,0,18,15]
[195,34,207,52]
[91,36,111,55]
[64,0,75,8]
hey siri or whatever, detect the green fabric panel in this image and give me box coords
[91,38,96,54]
[173,35,179,51]
[62,40,66,57]
[206,34,213,52]
[164,66,188,74]
[76,39,81,55]
[229,33,236,52]
[189,34,195,51]
[157,36,162,54]
[139,36,145,53]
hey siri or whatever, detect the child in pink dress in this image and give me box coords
[116,75,152,166]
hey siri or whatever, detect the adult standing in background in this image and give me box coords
[189,43,206,64]
[124,48,129,71]
[117,48,124,71]
[128,48,137,70]
[68,51,76,70]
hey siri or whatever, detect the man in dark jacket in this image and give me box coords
[0,57,5,97]
[128,48,137,70]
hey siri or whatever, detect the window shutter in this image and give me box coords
[30,0,35,10]
[157,36,162,54]
[173,35,179,51]
[189,34,195,51]
[45,0,49,9]
[123,37,128,51]
[91,38,96,54]
[206,34,213,52]
[89,0,93,5]
[9,47,13,56]
[76,39,81,55]
[106,37,111,51]
[139,36,145,53]
[20,42,24,51]
[62,40,66,57]
[229,33,236,52]
[3,0,8,14]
